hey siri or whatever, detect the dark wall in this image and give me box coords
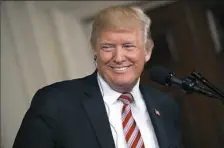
[141,1,224,148]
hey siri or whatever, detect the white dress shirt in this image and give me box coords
[97,73,159,148]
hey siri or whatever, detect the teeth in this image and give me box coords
[112,66,129,71]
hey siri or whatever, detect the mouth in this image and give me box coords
[109,65,131,73]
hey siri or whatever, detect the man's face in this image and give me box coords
[95,28,151,92]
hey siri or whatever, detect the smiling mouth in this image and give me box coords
[109,66,131,72]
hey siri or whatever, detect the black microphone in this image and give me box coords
[149,66,220,98]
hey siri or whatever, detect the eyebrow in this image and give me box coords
[99,43,114,46]
[99,41,135,44]
[123,42,134,44]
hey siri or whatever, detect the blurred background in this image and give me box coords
[1,1,223,148]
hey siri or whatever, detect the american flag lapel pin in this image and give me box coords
[154,109,160,116]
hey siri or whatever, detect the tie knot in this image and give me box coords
[119,93,133,105]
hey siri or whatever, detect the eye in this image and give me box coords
[123,44,136,50]
[101,44,115,52]
[123,45,134,48]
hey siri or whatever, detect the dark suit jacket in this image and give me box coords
[13,71,183,148]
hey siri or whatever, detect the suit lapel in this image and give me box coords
[81,72,115,148]
[140,85,169,148]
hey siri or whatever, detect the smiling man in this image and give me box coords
[13,6,183,148]
[96,28,150,92]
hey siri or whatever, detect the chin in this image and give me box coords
[112,77,137,87]
[103,71,139,89]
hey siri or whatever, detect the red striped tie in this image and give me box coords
[119,93,145,148]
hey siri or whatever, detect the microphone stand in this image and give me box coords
[190,71,224,104]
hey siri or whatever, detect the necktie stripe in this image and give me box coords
[122,106,131,122]
[122,105,131,119]
[124,117,134,135]
[127,126,138,146]
[122,109,132,126]
[119,93,145,148]
[130,130,141,148]
[125,122,136,142]
[122,99,130,104]
[136,136,143,148]
[120,95,132,103]
[136,138,144,148]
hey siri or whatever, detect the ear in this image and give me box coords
[94,54,97,61]
[145,39,154,62]
[93,52,97,61]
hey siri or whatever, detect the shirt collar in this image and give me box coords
[97,72,141,105]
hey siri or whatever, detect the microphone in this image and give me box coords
[149,66,221,99]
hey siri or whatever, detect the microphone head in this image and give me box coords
[149,66,172,86]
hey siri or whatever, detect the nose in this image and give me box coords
[113,47,125,63]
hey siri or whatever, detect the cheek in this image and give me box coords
[98,51,113,64]
[129,51,146,65]
[132,55,146,75]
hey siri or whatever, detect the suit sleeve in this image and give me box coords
[13,88,59,148]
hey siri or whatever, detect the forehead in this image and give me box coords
[98,28,142,43]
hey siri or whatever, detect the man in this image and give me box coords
[13,6,182,148]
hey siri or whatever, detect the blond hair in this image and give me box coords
[90,6,152,49]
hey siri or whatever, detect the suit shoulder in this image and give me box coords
[146,85,172,98]
[30,76,89,108]
[37,75,90,95]
[144,85,177,105]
